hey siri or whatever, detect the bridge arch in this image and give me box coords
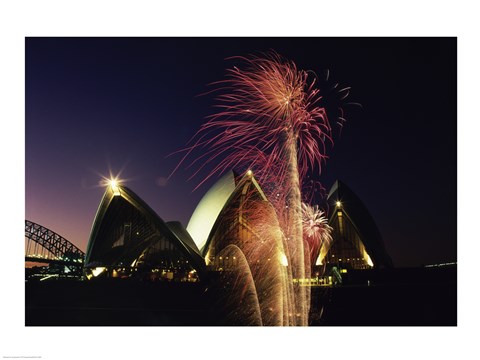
[25,220,85,266]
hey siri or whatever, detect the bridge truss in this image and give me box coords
[25,220,85,269]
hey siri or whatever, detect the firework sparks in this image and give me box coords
[302,202,333,269]
[170,51,333,194]
[173,51,351,326]
[204,178,294,325]
[199,52,331,326]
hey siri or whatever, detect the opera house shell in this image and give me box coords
[84,182,205,281]
[322,180,394,270]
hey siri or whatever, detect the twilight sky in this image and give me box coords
[25,37,456,267]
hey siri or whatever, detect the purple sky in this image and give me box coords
[25,37,457,267]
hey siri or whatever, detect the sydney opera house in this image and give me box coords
[84,171,393,283]
[29,171,456,326]
[27,171,457,327]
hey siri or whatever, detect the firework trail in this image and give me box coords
[209,244,263,325]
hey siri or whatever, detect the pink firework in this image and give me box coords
[171,51,333,194]
[302,202,333,268]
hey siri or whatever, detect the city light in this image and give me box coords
[336,201,342,207]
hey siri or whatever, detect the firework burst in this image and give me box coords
[170,51,333,194]
[302,202,333,268]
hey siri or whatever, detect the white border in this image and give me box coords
[1,1,477,359]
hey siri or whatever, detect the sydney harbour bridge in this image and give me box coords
[25,220,84,279]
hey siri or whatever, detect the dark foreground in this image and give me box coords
[26,266,456,326]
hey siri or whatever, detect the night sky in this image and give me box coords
[25,37,457,268]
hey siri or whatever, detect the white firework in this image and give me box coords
[301,202,333,247]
